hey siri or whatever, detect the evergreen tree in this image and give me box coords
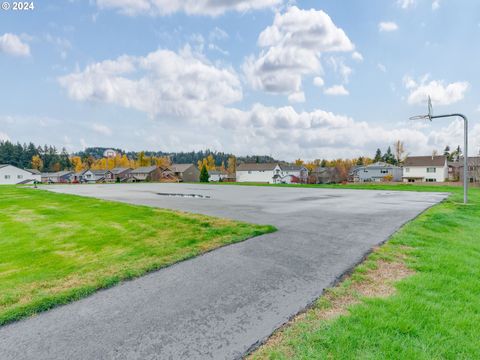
[382,146,396,165]
[444,145,451,161]
[200,164,209,182]
[373,148,382,162]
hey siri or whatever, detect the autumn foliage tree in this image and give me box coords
[227,156,236,175]
[31,155,43,171]
[197,154,216,171]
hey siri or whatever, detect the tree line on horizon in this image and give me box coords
[0,140,464,175]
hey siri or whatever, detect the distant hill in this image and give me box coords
[75,147,280,166]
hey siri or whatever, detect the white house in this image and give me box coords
[208,170,228,182]
[236,163,308,184]
[0,165,41,185]
[277,165,308,184]
[403,156,448,183]
[236,163,283,183]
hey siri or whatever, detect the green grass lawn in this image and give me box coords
[251,183,480,359]
[0,186,275,326]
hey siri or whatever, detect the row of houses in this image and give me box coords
[2,155,479,186]
[351,156,480,183]
[39,164,201,184]
[234,163,341,184]
[0,164,201,185]
[236,163,309,184]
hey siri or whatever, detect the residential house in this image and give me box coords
[41,170,74,183]
[402,156,448,183]
[171,164,200,182]
[447,162,461,181]
[457,157,480,183]
[350,162,402,183]
[130,166,164,182]
[235,163,307,184]
[310,167,340,184]
[25,169,41,176]
[208,170,228,182]
[111,167,133,182]
[93,169,114,183]
[82,170,95,183]
[71,170,87,183]
[0,165,41,184]
[236,163,283,183]
[82,169,114,183]
[278,165,309,184]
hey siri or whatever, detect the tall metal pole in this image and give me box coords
[430,113,468,204]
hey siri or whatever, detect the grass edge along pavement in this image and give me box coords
[0,186,275,326]
[249,184,480,360]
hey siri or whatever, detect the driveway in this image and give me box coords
[0,184,447,359]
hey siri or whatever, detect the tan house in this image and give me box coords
[130,166,164,182]
[171,164,200,182]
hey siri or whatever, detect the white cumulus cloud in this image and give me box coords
[96,0,281,16]
[352,51,364,62]
[324,85,349,96]
[243,6,355,100]
[313,77,325,87]
[404,75,469,106]
[58,46,242,118]
[379,22,399,32]
[0,33,30,57]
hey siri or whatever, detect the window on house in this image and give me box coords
[426,167,436,173]
[405,168,410,173]
[17,175,23,179]
[5,175,11,179]
[248,171,251,174]
[426,178,437,182]
[380,169,388,174]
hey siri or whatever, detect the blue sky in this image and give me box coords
[0,0,479,160]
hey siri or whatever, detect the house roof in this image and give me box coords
[171,164,195,173]
[455,157,480,167]
[1,164,37,172]
[404,156,446,167]
[280,164,305,171]
[237,163,279,171]
[41,170,73,177]
[312,167,337,174]
[25,168,41,174]
[208,170,228,175]
[354,162,401,171]
[91,169,111,176]
[111,167,132,175]
[131,166,158,174]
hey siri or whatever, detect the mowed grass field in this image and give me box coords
[0,186,275,326]
[250,183,480,359]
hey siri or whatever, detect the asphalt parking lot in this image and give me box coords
[0,184,447,359]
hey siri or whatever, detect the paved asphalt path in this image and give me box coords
[0,184,447,360]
